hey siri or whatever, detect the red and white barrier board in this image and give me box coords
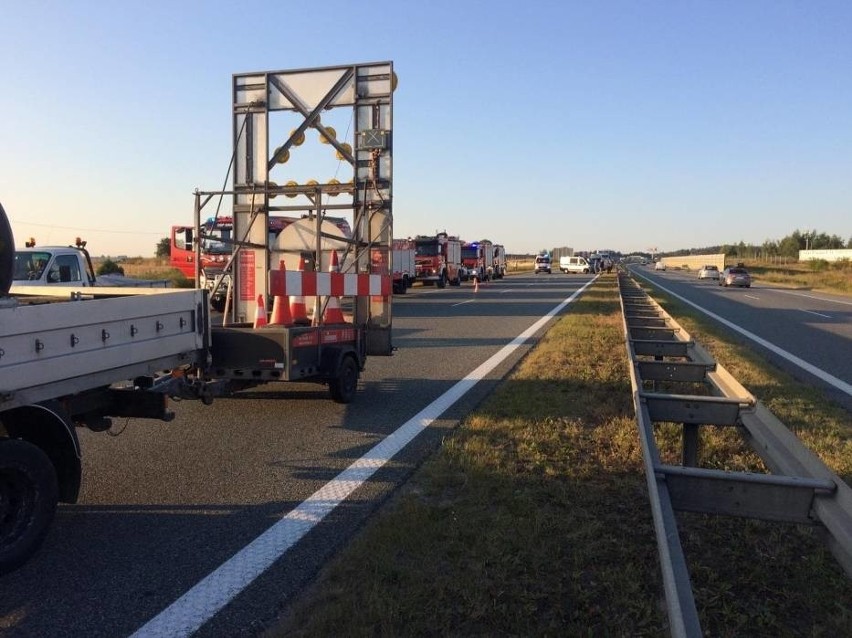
[269,270,391,298]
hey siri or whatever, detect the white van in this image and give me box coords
[559,255,590,274]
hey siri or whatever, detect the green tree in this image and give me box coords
[156,237,171,258]
[97,258,124,276]
[778,235,800,257]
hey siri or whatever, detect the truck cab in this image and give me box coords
[13,244,97,287]
[414,233,462,287]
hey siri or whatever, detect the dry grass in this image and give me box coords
[741,259,852,295]
[264,274,852,637]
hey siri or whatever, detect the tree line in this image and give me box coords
[665,228,851,259]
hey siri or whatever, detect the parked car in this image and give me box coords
[559,255,590,273]
[534,255,552,274]
[698,265,720,280]
[719,266,751,287]
[654,261,666,271]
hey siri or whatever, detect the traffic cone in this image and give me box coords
[253,294,268,329]
[290,256,310,325]
[269,260,293,326]
[474,276,479,293]
[323,250,346,324]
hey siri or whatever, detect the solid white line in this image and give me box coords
[451,299,474,307]
[801,309,832,319]
[131,277,598,638]
[744,294,760,300]
[631,270,852,397]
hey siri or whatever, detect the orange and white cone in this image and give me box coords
[253,293,268,329]
[323,250,346,324]
[269,260,293,326]
[474,276,479,293]
[290,256,310,325]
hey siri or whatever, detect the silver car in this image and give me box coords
[719,266,751,288]
[698,265,720,280]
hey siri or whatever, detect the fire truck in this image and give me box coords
[171,215,351,311]
[461,240,499,281]
[414,233,462,287]
[492,243,507,279]
[391,238,416,293]
[460,242,482,282]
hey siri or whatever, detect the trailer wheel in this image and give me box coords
[210,296,226,313]
[329,356,359,404]
[0,438,59,575]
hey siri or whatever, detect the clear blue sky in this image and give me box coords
[2,1,850,256]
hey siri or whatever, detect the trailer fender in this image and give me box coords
[1,401,82,503]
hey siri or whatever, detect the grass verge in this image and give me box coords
[268,274,852,637]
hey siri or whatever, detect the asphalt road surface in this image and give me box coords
[1,272,596,638]
[630,264,852,411]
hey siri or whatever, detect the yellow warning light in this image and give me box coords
[392,71,398,92]
[267,181,279,198]
[290,129,305,146]
[335,142,352,161]
[318,126,337,144]
[306,179,319,187]
[328,178,341,197]
[273,146,290,164]
[285,180,299,198]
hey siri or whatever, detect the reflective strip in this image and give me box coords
[269,271,390,297]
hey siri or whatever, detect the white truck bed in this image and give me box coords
[0,289,208,410]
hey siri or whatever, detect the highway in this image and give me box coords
[0,273,594,638]
[2,267,848,637]
[630,264,852,410]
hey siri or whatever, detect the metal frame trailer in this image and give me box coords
[191,62,394,395]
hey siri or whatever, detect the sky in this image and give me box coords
[1,1,850,257]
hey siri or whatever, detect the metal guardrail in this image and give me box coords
[617,272,852,637]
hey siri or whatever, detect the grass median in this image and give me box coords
[268,274,852,637]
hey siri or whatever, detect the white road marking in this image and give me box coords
[452,299,474,307]
[744,294,760,300]
[131,278,598,638]
[771,289,852,306]
[801,309,832,319]
[631,270,852,398]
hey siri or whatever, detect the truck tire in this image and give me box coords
[329,356,359,404]
[437,271,447,289]
[210,296,226,313]
[0,438,59,574]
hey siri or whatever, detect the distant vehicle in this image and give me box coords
[587,254,602,273]
[13,243,169,289]
[698,265,720,280]
[654,261,666,271]
[559,255,590,274]
[719,266,751,288]
[534,254,552,274]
